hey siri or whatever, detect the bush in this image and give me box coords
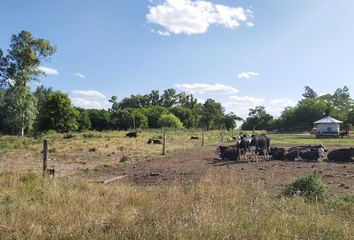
[63,133,76,139]
[283,170,329,202]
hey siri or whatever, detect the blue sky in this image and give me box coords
[1,0,354,117]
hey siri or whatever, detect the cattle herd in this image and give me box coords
[124,131,354,162]
[217,134,354,163]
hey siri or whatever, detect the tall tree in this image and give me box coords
[302,86,318,99]
[3,86,37,135]
[0,31,56,135]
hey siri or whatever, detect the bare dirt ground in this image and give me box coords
[81,146,354,195]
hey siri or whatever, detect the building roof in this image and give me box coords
[314,116,343,124]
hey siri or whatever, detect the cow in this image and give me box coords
[147,139,162,144]
[270,147,286,160]
[235,135,251,162]
[328,148,354,162]
[191,136,199,140]
[217,145,239,160]
[285,147,325,161]
[248,134,271,162]
[126,132,137,138]
[340,131,349,138]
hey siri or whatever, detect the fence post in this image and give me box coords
[162,131,167,155]
[43,139,48,177]
[202,129,205,146]
[220,130,224,143]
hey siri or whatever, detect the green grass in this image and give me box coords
[0,171,353,240]
[270,134,354,146]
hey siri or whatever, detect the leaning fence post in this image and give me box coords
[162,131,167,155]
[43,139,48,177]
[202,129,205,146]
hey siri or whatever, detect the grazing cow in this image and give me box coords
[249,134,271,162]
[340,131,349,138]
[191,136,199,140]
[126,132,137,138]
[327,148,354,162]
[147,139,162,144]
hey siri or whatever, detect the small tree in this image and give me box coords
[157,113,183,128]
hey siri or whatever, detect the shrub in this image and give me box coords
[63,133,76,139]
[283,170,329,202]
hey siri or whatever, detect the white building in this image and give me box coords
[313,116,342,137]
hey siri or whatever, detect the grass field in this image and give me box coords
[0,131,354,239]
[0,171,353,240]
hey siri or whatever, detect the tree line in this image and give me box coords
[0,31,241,135]
[241,86,354,132]
[1,31,353,136]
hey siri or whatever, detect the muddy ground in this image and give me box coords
[83,146,354,194]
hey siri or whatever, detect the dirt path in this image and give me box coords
[85,146,354,194]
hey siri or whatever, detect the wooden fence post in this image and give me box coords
[220,130,224,143]
[43,139,48,177]
[202,129,205,146]
[162,131,167,155]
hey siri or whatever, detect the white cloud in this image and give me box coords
[71,90,109,109]
[158,30,171,36]
[246,22,255,27]
[37,66,59,75]
[224,95,265,118]
[147,0,252,35]
[72,90,106,99]
[269,98,296,107]
[237,71,258,79]
[175,83,239,94]
[74,72,85,79]
[71,97,110,109]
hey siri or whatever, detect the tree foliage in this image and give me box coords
[37,92,79,132]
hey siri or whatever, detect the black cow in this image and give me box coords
[285,148,325,161]
[340,131,349,138]
[270,147,286,160]
[328,148,354,162]
[148,139,162,144]
[126,132,137,138]
[191,136,199,140]
[217,145,239,160]
[249,134,271,162]
[235,135,250,161]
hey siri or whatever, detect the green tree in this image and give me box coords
[242,106,273,130]
[200,99,224,130]
[87,109,111,131]
[0,88,6,132]
[76,108,92,131]
[222,113,242,130]
[171,105,196,128]
[38,92,79,132]
[0,31,56,135]
[302,86,318,99]
[157,113,183,128]
[3,86,37,135]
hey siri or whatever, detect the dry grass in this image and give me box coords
[0,171,353,240]
[0,130,231,176]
